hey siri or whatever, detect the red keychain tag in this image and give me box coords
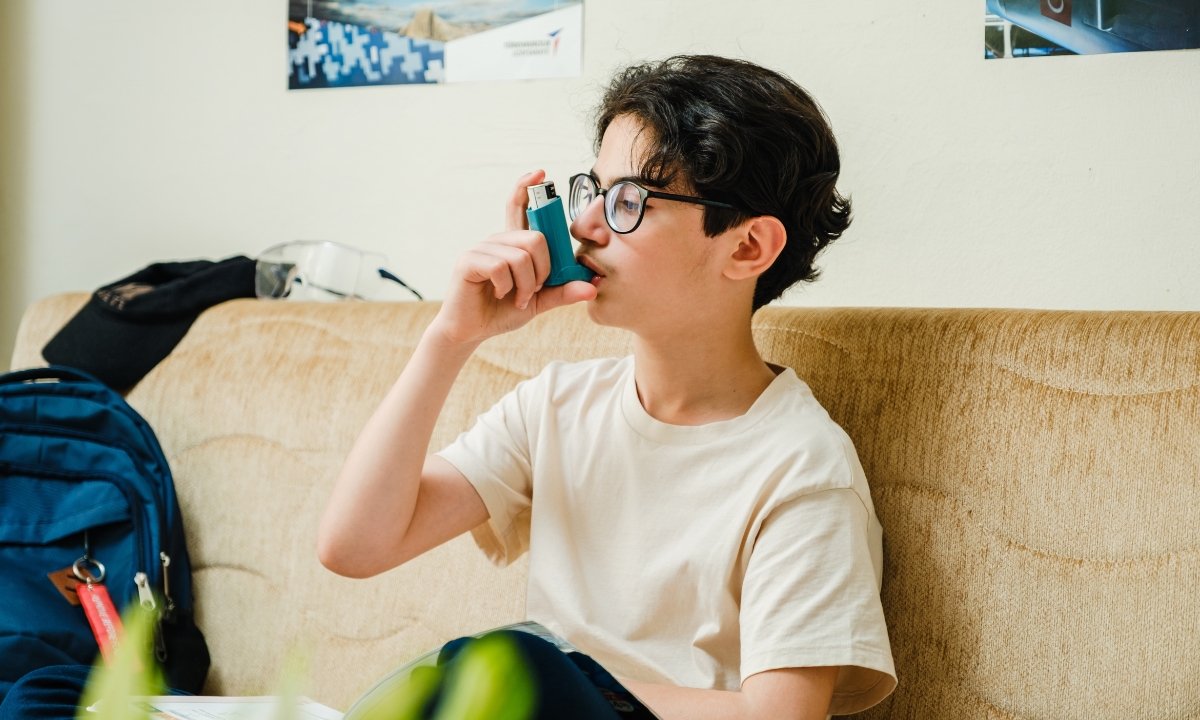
[77,581,126,666]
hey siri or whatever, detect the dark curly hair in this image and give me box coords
[595,55,851,311]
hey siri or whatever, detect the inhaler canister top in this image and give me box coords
[527,182,558,209]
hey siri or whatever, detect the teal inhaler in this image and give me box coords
[526,182,594,287]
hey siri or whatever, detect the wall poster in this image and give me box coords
[985,0,1199,58]
[288,0,582,89]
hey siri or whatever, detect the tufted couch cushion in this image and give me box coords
[10,295,1200,718]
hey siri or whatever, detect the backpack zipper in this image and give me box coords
[160,552,175,616]
[134,572,157,610]
[134,570,170,663]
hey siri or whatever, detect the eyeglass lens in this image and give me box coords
[569,174,596,223]
[607,183,643,233]
[569,175,646,234]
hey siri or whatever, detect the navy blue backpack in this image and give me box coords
[0,366,209,701]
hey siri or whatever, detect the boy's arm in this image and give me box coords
[317,169,596,579]
[623,667,838,720]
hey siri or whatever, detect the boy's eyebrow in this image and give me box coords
[589,167,665,189]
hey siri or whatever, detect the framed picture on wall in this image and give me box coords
[288,0,582,89]
[985,0,1199,59]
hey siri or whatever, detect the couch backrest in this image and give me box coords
[12,296,1199,718]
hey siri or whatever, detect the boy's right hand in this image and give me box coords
[429,170,597,347]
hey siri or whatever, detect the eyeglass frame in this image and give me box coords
[567,173,744,235]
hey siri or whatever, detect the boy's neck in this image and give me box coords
[631,316,778,427]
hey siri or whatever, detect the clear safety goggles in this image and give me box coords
[255,241,422,302]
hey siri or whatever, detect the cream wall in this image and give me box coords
[0,0,29,372]
[2,0,1199,370]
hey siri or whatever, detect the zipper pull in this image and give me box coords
[154,617,169,663]
[134,572,157,611]
[159,552,175,615]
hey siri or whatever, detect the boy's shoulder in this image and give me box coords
[524,356,633,396]
[749,369,865,498]
[499,357,631,420]
[539,355,632,378]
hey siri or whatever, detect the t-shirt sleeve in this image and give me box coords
[740,487,897,715]
[435,377,537,567]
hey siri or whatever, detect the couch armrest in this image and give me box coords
[10,293,89,371]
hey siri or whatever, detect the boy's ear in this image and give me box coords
[724,216,787,281]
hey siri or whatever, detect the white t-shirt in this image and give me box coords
[437,356,896,714]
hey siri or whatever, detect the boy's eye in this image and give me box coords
[612,185,641,212]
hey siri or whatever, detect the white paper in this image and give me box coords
[126,696,343,720]
[288,1,583,89]
[444,4,583,83]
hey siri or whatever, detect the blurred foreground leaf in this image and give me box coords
[76,607,164,720]
[353,633,534,720]
[356,665,443,720]
[434,634,534,720]
[77,617,534,720]
[272,642,313,720]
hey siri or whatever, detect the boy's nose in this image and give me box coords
[569,195,610,246]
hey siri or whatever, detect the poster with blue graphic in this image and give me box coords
[985,0,1198,59]
[288,0,582,89]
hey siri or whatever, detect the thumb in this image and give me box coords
[532,280,597,314]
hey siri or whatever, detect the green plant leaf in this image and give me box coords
[356,665,444,720]
[76,606,164,720]
[434,635,535,720]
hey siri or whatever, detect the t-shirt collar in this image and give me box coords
[620,359,800,446]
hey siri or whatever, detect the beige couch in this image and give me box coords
[11,295,1200,719]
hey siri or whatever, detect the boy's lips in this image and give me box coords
[576,255,605,280]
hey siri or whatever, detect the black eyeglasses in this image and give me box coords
[568,173,741,234]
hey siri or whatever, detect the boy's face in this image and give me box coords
[571,115,734,334]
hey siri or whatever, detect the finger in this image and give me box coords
[523,232,552,288]
[497,230,552,288]
[476,242,539,309]
[533,280,597,314]
[506,170,546,232]
[487,258,515,300]
[459,250,514,300]
[483,230,551,289]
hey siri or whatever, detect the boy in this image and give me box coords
[319,55,895,719]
